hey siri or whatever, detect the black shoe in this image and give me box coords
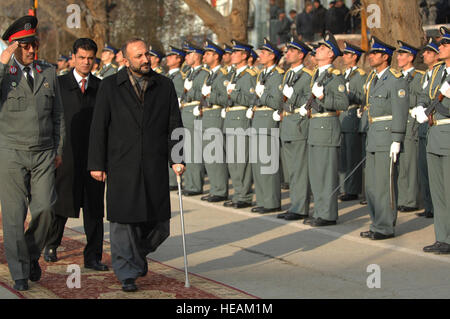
[234,201,252,208]
[281,212,308,220]
[207,195,228,203]
[416,211,434,218]
[182,190,202,196]
[200,194,211,201]
[43,247,58,262]
[84,261,109,271]
[339,194,358,201]
[258,207,282,214]
[360,230,375,238]
[122,278,138,292]
[423,241,450,254]
[310,218,336,227]
[140,263,148,277]
[169,185,178,191]
[223,200,234,207]
[251,206,264,213]
[29,260,41,282]
[277,212,290,219]
[303,217,315,225]
[281,183,290,190]
[13,279,29,291]
[370,232,395,240]
[399,206,418,212]
[359,199,367,205]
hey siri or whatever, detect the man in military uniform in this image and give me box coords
[248,38,284,214]
[115,49,127,72]
[222,40,256,209]
[97,44,118,79]
[396,40,424,213]
[166,46,187,190]
[415,27,450,254]
[180,42,209,196]
[0,16,65,291]
[276,39,313,221]
[360,36,409,240]
[298,32,349,227]
[194,41,229,202]
[222,44,234,74]
[56,55,70,76]
[338,43,367,202]
[415,38,440,219]
[148,45,165,74]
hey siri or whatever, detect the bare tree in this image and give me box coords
[182,0,249,44]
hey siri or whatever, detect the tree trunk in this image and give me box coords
[361,0,425,67]
[183,0,249,45]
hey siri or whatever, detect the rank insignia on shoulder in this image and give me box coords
[338,84,346,92]
[398,89,406,98]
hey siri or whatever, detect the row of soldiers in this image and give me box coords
[162,27,450,253]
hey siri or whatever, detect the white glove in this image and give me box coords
[299,104,308,117]
[221,108,226,118]
[255,83,265,98]
[390,142,401,163]
[415,106,428,124]
[227,83,236,94]
[440,81,450,99]
[177,98,181,107]
[273,110,281,121]
[410,106,417,119]
[184,79,193,91]
[193,105,201,116]
[246,108,254,119]
[357,108,363,118]
[201,85,211,96]
[345,82,350,93]
[312,82,324,98]
[282,85,294,99]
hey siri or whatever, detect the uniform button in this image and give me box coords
[321,126,324,129]
[237,117,240,120]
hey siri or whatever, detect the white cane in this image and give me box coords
[176,166,190,288]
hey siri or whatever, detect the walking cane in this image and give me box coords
[176,166,190,288]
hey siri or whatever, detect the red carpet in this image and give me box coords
[0,215,257,299]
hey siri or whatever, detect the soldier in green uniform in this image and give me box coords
[338,43,367,202]
[222,40,256,209]
[56,55,70,76]
[180,42,209,196]
[0,16,65,291]
[396,41,424,213]
[248,38,284,214]
[415,38,440,219]
[415,27,450,253]
[275,39,313,221]
[360,36,409,240]
[97,44,118,79]
[300,32,349,227]
[222,44,234,74]
[194,41,229,202]
[148,45,165,74]
[165,46,187,190]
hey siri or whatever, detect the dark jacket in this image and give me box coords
[87,68,184,224]
[325,5,350,34]
[312,4,327,35]
[296,10,314,41]
[55,71,105,218]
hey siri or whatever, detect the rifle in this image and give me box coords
[304,72,333,117]
[425,93,445,127]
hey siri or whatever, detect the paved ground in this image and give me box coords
[1,183,450,299]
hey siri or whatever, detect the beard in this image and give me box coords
[130,62,150,75]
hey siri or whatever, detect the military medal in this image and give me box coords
[44,82,49,88]
[11,81,17,88]
[10,66,17,75]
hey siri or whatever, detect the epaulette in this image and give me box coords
[246,68,257,77]
[112,64,118,68]
[35,59,54,69]
[413,69,425,78]
[275,66,285,74]
[328,67,341,75]
[432,61,445,69]
[202,67,210,73]
[303,68,314,77]
[356,68,366,76]
[389,68,402,78]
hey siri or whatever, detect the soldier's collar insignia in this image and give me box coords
[35,64,42,73]
[10,65,17,75]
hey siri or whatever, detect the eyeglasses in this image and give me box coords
[18,42,39,50]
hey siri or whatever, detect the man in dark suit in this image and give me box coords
[44,38,108,271]
[88,38,184,292]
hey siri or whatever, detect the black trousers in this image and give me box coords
[46,200,104,264]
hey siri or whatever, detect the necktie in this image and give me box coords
[80,78,87,94]
[23,66,34,91]
[286,70,294,86]
[371,74,378,88]
[441,69,448,85]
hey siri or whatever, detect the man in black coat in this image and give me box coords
[88,38,184,292]
[43,38,108,271]
[296,2,315,42]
